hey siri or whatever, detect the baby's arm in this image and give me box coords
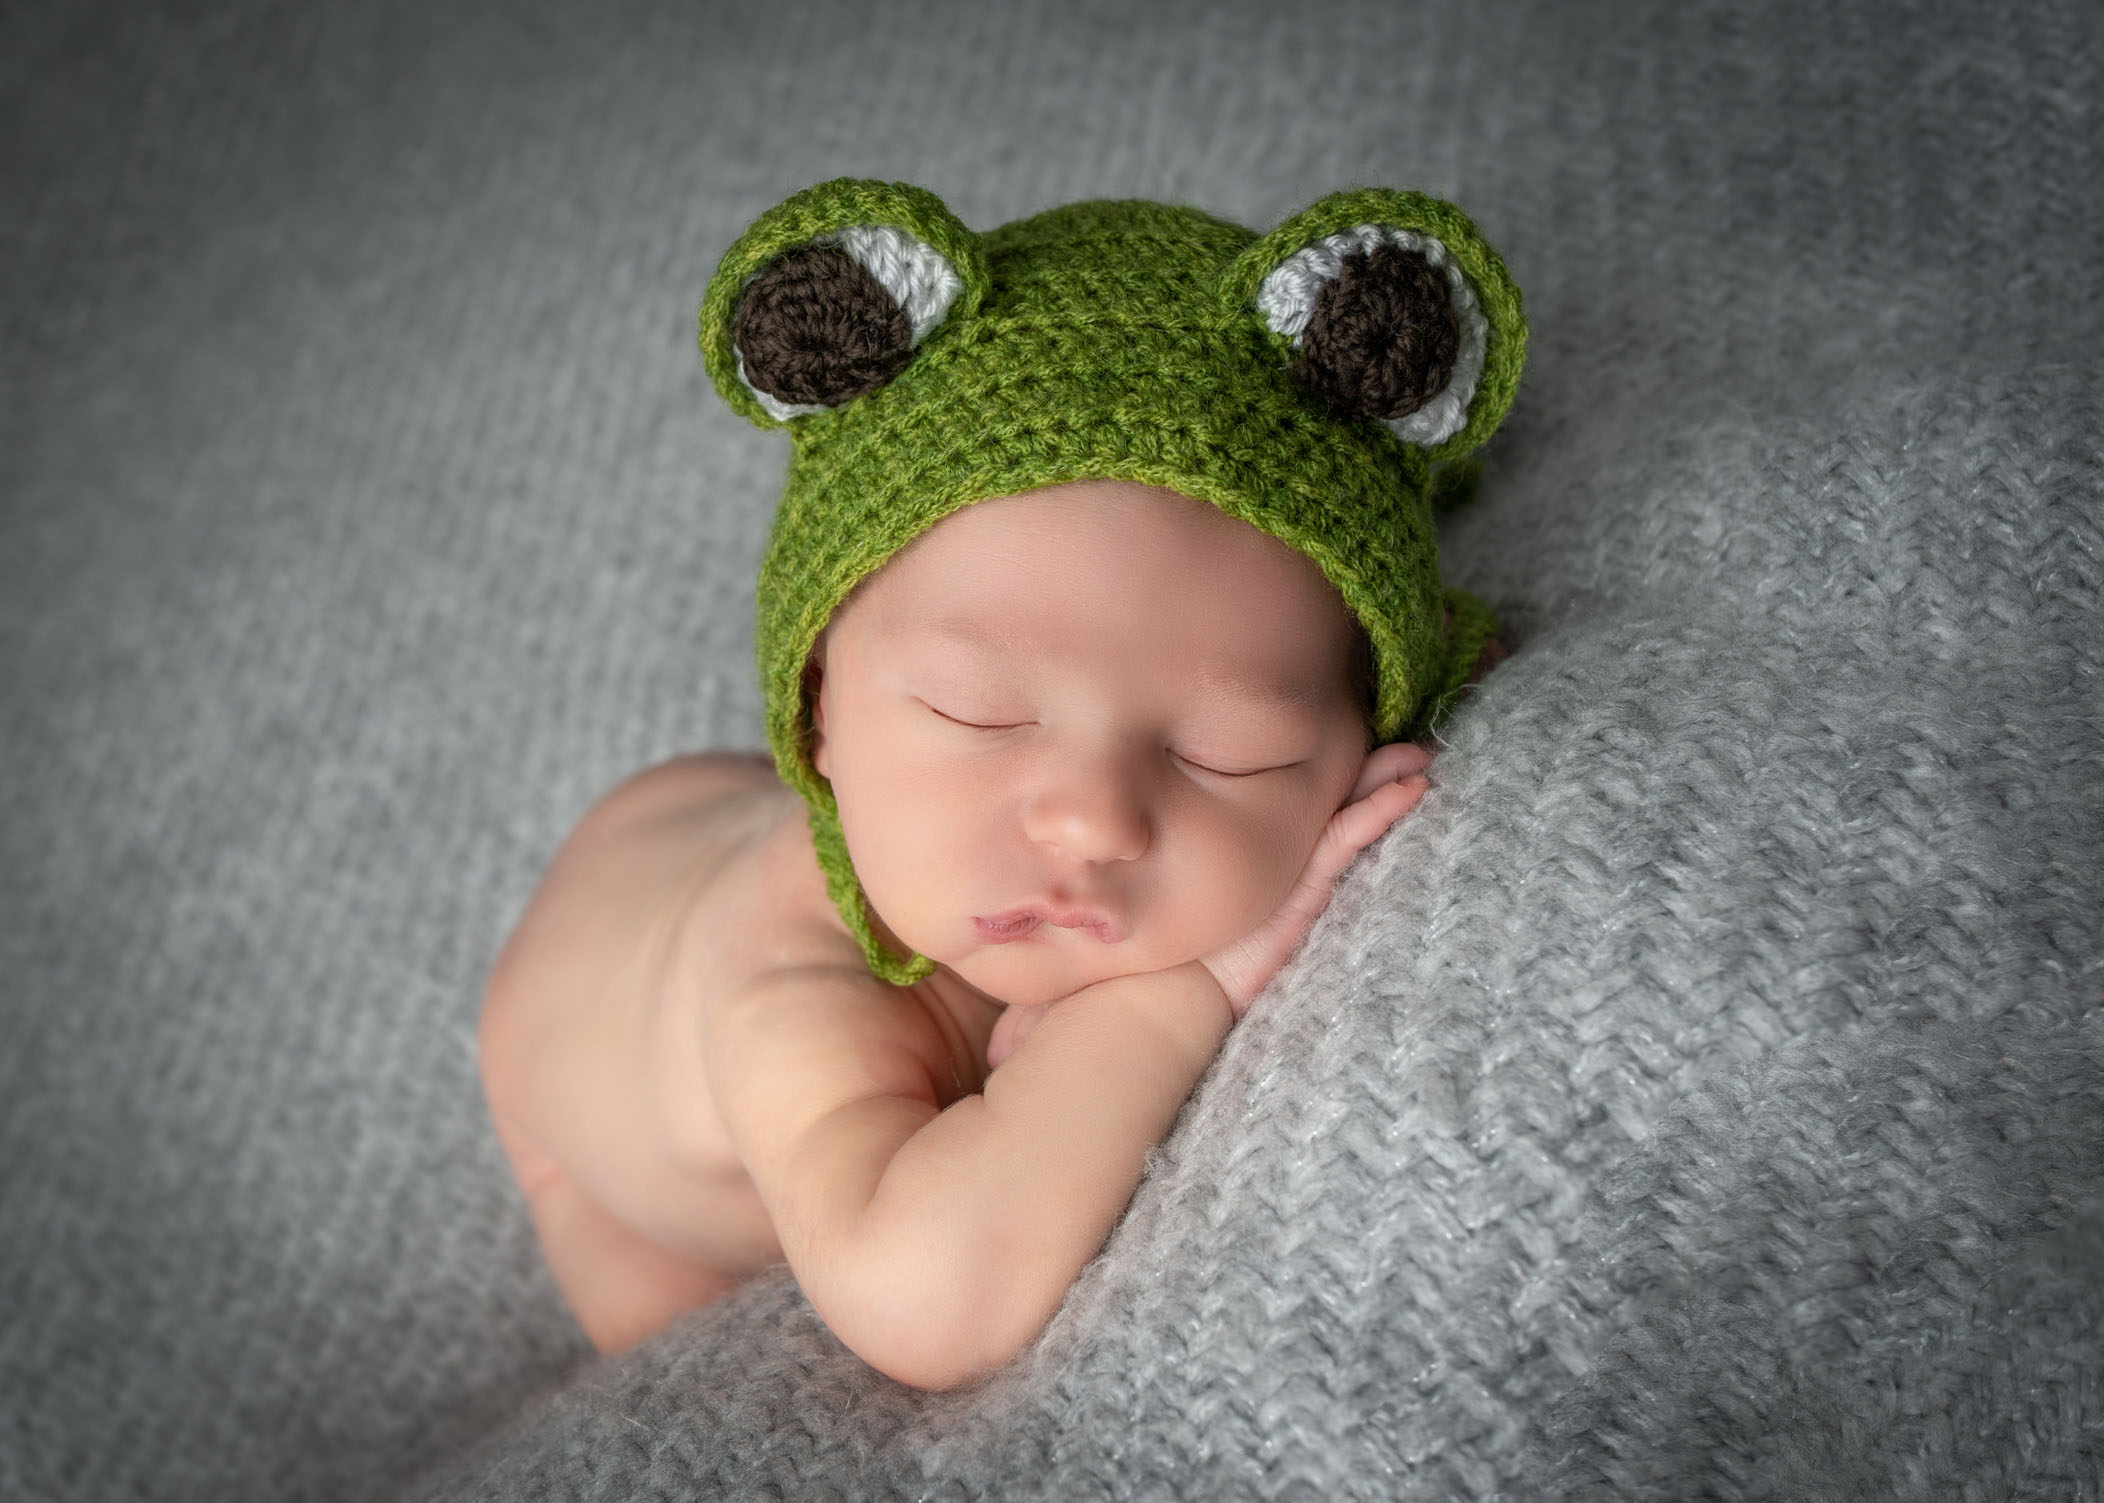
[712,959,1228,1389]
[713,741,1432,1390]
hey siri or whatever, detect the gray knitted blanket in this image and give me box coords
[3,1,2098,1499]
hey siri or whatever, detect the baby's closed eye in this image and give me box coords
[1169,748,1302,778]
[1169,714,1322,779]
[920,699,1032,732]
[924,699,1304,777]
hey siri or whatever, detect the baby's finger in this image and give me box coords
[1316,773,1430,877]
[1349,741,1434,803]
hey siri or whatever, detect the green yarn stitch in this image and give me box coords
[701,179,1526,984]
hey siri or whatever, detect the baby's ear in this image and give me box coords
[802,646,831,779]
[1222,189,1525,460]
[700,179,989,427]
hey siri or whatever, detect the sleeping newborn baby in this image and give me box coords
[479,179,1525,1389]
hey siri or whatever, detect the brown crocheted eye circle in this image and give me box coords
[1293,244,1460,423]
[734,245,915,408]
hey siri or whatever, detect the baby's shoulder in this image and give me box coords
[590,755,998,1121]
[697,823,1001,1122]
[706,956,996,1126]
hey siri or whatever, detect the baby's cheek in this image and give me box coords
[1170,810,1303,950]
[840,760,994,944]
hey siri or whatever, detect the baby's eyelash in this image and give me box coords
[1174,750,1287,779]
[919,701,1292,774]
[924,702,1021,731]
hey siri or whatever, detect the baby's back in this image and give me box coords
[480,752,851,1279]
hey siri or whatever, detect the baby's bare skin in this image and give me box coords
[481,483,1434,1387]
[479,752,941,1351]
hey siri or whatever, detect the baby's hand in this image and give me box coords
[1197,741,1433,1017]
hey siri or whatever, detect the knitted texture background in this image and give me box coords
[2,2,2099,1501]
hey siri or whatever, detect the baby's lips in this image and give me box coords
[975,904,1124,945]
[1044,907,1123,944]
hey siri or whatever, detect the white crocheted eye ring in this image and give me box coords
[1256,224,1488,448]
[738,224,965,422]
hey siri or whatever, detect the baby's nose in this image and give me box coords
[1022,757,1151,864]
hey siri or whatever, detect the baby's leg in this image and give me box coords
[492,1112,740,1355]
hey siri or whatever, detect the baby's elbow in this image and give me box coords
[861,1331,1016,1393]
[814,1248,1063,1392]
[848,1312,1039,1393]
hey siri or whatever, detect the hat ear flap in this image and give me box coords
[701,179,988,427]
[1223,189,1525,460]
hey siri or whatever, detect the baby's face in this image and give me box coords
[811,480,1374,1007]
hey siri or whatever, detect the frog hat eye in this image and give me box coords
[1262,225,1478,444]
[1226,189,1525,458]
[734,226,958,417]
[701,179,989,426]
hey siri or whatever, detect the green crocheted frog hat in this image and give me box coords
[700,178,1525,984]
